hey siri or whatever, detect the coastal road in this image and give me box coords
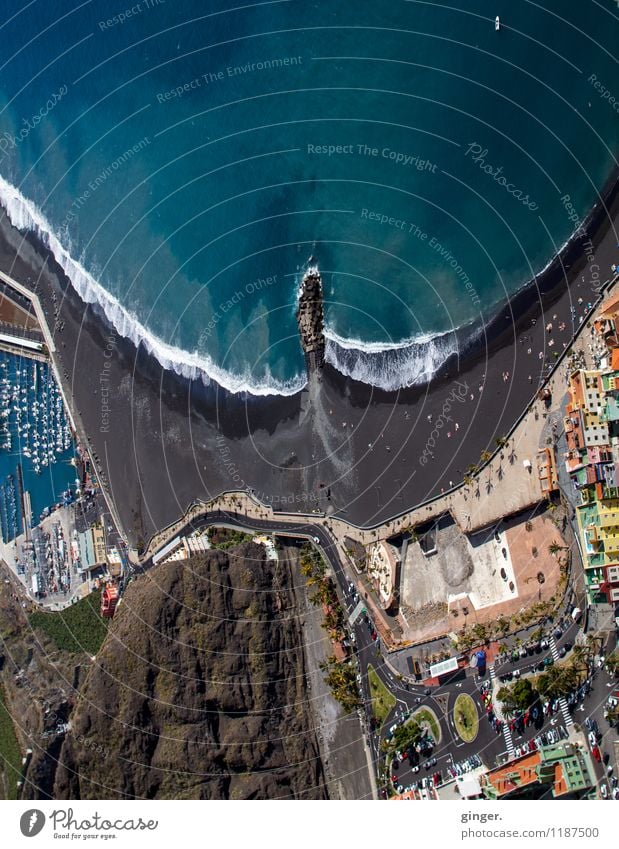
[147,510,611,797]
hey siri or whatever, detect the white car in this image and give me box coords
[600,784,608,799]
[588,731,597,747]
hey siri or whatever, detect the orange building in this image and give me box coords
[101,584,119,618]
[480,743,595,800]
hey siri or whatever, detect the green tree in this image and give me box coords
[537,664,579,699]
[389,720,423,754]
[571,645,590,675]
[604,650,619,676]
[472,623,488,643]
[320,657,361,713]
[497,679,536,714]
[496,617,511,636]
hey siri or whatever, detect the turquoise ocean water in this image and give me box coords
[0,0,617,393]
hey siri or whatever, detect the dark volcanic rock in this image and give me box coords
[53,544,327,799]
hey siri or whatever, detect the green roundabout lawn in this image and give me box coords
[368,665,396,727]
[453,693,479,743]
[412,707,442,744]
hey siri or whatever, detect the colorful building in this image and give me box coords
[480,742,596,800]
[564,364,619,604]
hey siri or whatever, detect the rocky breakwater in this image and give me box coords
[296,268,325,376]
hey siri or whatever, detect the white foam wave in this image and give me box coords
[0,174,306,397]
[325,329,460,391]
[0,175,490,395]
[323,324,455,353]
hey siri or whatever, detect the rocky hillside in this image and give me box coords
[0,572,88,799]
[52,543,327,799]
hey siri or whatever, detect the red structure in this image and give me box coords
[101,585,119,618]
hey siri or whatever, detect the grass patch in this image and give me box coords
[207,527,253,550]
[453,693,479,743]
[29,590,108,655]
[412,707,441,744]
[368,664,396,728]
[0,684,22,799]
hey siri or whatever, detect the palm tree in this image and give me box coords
[548,540,564,556]
[472,623,488,642]
[496,617,511,636]
[571,646,590,675]
[480,450,492,464]
[604,650,619,676]
[495,436,508,449]
[537,664,579,699]
[606,704,619,727]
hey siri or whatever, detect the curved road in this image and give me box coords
[145,509,609,798]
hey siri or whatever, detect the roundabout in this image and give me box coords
[453,693,479,744]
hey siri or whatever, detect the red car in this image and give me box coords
[591,746,602,763]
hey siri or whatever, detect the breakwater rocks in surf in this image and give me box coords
[296,268,325,376]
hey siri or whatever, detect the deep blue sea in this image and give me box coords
[0,0,617,393]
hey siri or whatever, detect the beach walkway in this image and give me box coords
[145,276,619,569]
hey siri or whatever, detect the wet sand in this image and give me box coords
[0,174,618,548]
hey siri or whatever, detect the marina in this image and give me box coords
[0,350,77,542]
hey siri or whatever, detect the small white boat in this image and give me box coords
[495,16,500,31]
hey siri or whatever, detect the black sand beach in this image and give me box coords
[0,175,618,548]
